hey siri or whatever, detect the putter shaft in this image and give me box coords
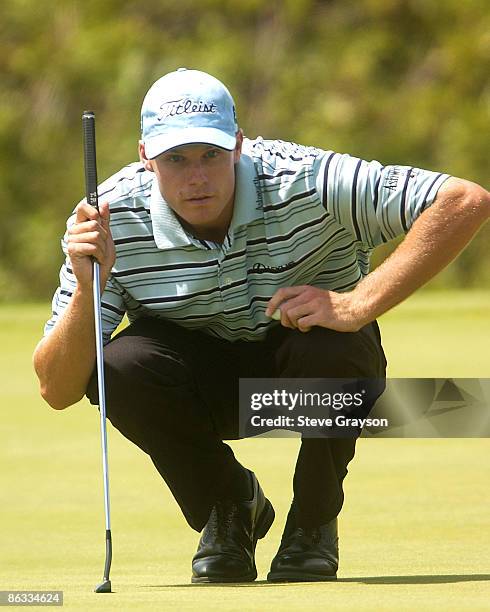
[83,110,113,593]
[93,260,112,591]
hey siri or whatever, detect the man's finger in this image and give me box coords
[69,219,105,235]
[68,230,106,248]
[286,303,312,326]
[75,200,102,224]
[68,241,105,263]
[98,201,111,231]
[279,308,297,329]
[265,286,305,317]
[297,314,316,333]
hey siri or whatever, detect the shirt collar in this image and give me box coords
[150,178,193,250]
[149,146,262,251]
[230,149,263,230]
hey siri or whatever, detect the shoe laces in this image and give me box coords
[212,501,239,541]
[294,526,321,544]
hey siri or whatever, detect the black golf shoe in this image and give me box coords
[191,471,275,583]
[267,507,338,582]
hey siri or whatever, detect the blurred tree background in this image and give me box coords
[1,0,488,301]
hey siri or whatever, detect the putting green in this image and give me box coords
[1,291,488,610]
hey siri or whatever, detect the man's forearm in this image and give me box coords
[33,287,97,409]
[354,178,490,325]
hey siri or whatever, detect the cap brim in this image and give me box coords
[145,127,236,159]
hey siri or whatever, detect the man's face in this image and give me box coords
[140,132,243,241]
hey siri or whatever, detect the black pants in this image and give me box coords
[86,318,387,532]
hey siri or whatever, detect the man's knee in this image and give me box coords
[85,333,191,405]
[276,324,384,378]
[84,331,202,453]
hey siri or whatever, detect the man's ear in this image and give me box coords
[138,141,154,172]
[233,129,244,163]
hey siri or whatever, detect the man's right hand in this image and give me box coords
[67,200,115,291]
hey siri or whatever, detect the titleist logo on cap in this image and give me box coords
[158,98,217,122]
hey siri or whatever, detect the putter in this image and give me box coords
[82,111,113,594]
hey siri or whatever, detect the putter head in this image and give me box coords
[94,579,112,593]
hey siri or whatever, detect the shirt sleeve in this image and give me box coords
[316,151,451,247]
[43,212,126,345]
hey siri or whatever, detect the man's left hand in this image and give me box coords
[265,285,367,333]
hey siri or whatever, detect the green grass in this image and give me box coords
[379,290,490,378]
[0,291,489,611]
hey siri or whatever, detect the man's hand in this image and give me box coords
[266,285,366,333]
[33,199,115,410]
[67,200,115,291]
[266,179,489,334]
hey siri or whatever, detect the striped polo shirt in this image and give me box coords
[44,137,450,344]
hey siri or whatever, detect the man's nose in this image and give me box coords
[187,161,207,185]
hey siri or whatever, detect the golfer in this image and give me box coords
[33,68,489,583]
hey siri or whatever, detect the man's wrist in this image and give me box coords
[74,274,109,299]
[74,282,95,302]
[345,285,376,330]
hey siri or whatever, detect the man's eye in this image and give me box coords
[205,149,219,159]
[162,154,184,163]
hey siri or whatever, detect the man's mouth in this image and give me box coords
[186,195,213,204]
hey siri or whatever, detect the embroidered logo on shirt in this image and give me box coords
[252,262,295,274]
[383,167,402,191]
[175,282,189,295]
[384,167,417,191]
[254,164,264,210]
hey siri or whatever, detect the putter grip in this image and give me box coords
[82,110,99,210]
